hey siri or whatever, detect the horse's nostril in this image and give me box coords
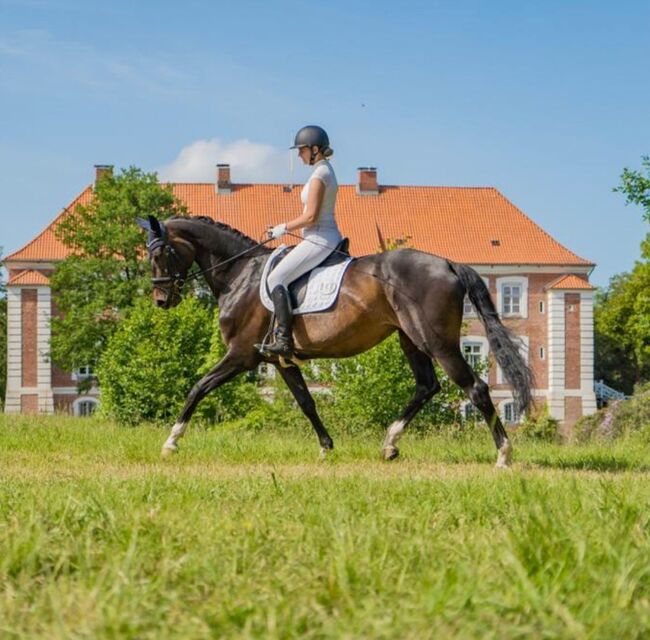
[156,299,166,308]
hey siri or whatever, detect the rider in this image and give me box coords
[260,125,343,358]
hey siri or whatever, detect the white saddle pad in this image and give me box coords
[260,244,353,315]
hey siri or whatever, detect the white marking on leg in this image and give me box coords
[384,419,407,450]
[162,422,186,453]
[495,439,513,468]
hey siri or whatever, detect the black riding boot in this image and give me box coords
[260,285,294,358]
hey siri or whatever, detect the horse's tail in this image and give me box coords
[449,261,534,414]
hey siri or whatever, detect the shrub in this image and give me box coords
[97,298,213,425]
[305,333,468,432]
[517,405,560,442]
[194,312,263,424]
[574,382,650,443]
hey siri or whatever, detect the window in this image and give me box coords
[503,402,520,424]
[539,346,545,360]
[539,301,545,314]
[463,295,474,316]
[460,336,489,381]
[462,277,489,317]
[257,362,276,379]
[73,397,99,417]
[497,277,528,318]
[73,365,94,380]
[463,342,484,368]
[503,284,521,315]
[463,403,480,421]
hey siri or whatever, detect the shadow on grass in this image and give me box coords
[528,454,650,473]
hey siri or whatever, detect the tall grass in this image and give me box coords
[1,416,649,639]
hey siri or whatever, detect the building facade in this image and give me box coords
[4,165,597,426]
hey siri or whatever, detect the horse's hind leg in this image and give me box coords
[382,332,441,461]
[275,363,334,457]
[436,349,512,468]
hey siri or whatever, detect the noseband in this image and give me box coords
[147,235,186,295]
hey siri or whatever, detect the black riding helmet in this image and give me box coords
[290,125,332,164]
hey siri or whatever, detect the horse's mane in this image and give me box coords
[167,215,261,250]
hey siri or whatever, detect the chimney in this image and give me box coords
[94,164,113,187]
[357,167,379,196]
[216,163,232,194]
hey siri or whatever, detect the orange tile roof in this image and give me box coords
[5,183,594,266]
[5,187,94,262]
[7,269,51,286]
[546,274,597,290]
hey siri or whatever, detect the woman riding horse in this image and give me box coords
[261,125,342,359]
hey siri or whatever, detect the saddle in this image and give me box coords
[260,238,354,315]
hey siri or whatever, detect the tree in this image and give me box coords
[50,167,186,378]
[0,250,6,407]
[595,156,650,392]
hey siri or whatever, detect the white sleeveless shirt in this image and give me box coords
[300,159,340,238]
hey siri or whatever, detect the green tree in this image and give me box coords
[595,156,650,392]
[0,250,6,407]
[50,167,186,378]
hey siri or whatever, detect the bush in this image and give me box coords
[574,382,650,443]
[97,298,213,425]
[194,312,263,424]
[97,300,262,426]
[305,333,468,432]
[516,405,560,442]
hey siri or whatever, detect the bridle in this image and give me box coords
[146,225,275,298]
[146,233,188,298]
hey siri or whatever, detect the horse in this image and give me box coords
[136,214,533,468]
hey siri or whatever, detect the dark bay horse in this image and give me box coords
[137,215,533,467]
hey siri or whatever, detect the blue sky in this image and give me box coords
[1,0,649,286]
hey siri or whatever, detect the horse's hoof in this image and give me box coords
[161,444,178,458]
[382,446,399,461]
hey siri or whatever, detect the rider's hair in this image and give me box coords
[322,146,334,158]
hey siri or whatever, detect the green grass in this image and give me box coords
[1,415,650,639]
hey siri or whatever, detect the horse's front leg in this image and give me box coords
[275,363,334,457]
[161,352,247,457]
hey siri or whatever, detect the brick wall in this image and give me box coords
[21,289,37,387]
[20,393,38,414]
[565,293,581,389]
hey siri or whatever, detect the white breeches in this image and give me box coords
[267,229,342,290]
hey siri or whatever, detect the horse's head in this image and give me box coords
[136,215,195,309]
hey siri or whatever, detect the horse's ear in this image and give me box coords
[148,215,163,238]
[135,216,151,231]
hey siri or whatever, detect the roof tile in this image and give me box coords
[5,183,594,267]
[7,269,51,286]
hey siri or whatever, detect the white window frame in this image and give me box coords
[460,335,489,381]
[501,400,521,424]
[496,276,528,318]
[72,365,95,381]
[72,396,99,417]
[497,335,529,384]
[462,277,490,318]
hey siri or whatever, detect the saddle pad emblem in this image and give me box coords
[259,244,354,315]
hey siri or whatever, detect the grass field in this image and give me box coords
[2,415,650,639]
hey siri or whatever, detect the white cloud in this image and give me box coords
[157,138,295,183]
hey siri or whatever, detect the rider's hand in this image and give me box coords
[267,223,287,240]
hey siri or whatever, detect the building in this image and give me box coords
[4,164,597,426]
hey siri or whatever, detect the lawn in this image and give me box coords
[1,415,649,639]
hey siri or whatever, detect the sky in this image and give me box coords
[1,0,649,287]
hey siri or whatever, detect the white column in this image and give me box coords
[580,291,597,416]
[547,290,565,421]
[5,287,22,413]
[37,286,54,414]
